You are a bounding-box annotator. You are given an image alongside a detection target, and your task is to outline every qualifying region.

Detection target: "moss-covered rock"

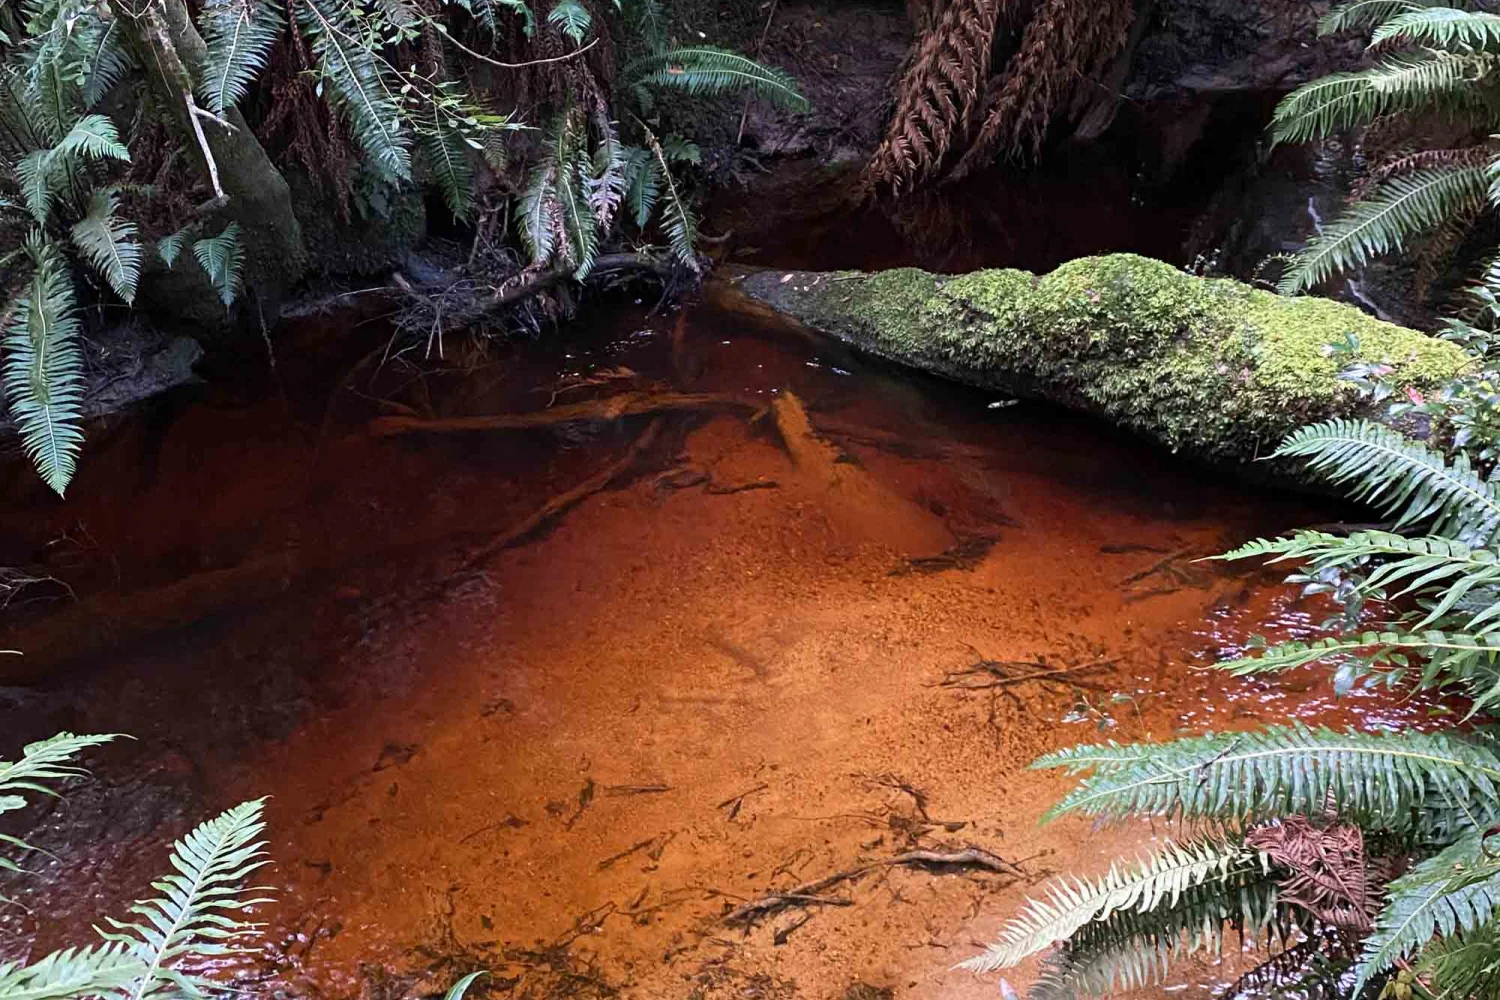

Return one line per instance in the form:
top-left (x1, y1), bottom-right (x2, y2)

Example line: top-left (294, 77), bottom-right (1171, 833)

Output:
top-left (731, 254), bottom-right (1467, 462)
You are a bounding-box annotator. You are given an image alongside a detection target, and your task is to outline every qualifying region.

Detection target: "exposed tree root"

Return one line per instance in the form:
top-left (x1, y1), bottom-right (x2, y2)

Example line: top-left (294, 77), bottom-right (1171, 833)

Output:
top-left (724, 846), bottom-right (1025, 925)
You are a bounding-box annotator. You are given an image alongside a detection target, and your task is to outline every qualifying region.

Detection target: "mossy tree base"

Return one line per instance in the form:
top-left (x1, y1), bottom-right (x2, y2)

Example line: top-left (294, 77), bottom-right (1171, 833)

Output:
top-left (730, 254), bottom-right (1466, 463)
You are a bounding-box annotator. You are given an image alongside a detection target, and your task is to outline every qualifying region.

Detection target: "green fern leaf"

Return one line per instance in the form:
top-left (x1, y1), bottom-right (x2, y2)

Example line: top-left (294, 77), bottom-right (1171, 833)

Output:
top-left (621, 144), bottom-right (659, 229)
top-left (958, 838), bottom-right (1269, 974)
top-left (420, 116), bottom-right (474, 220)
top-left (1037, 724), bottom-right (1500, 832)
top-left (198, 0), bottom-right (285, 116)
top-left (516, 158), bottom-right (560, 265)
top-left (191, 222), bottom-right (244, 308)
top-left (444, 971), bottom-right (487, 999)
top-left (79, 18), bottom-right (133, 107)
top-left (15, 149), bottom-right (58, 224)
top-left (643, 125), bottom-right (699, 272)
top-left (546, 0), bottom-right (591, 43)
top-left (1320, 0), bottom-right (1433, 35)
top-left (1279, 164), bottom-right (1489, 292)
top-left (294, 0), bottom-right (412, 183)
top-left (1273, 420), bottom-right (1500, 545)
top-left (1354, 835), bottom-right (1500, 990)
top-left (1371, 7), bottom-right (1500, 51)
top-left (0, 944), bottom-right (145, 1000)
top-left (97, 798), bottom-right (272, 1000)
top-left (156, 227), bottom-right (191, 268)
top-left (3, 236), bottom-right (84, 497)
top-left (587, 123), bottom-right (628, 232)
top-left (1413, 921), bottom-right (1500, 1000)
top-left (69, 189), bottom-right (142, 304)
top-left (51, 113), bottom-right (130, 164)
top-left (558, 143), bottom-right (598, 277)
top-left (627, 46), bottom-right (809, 111)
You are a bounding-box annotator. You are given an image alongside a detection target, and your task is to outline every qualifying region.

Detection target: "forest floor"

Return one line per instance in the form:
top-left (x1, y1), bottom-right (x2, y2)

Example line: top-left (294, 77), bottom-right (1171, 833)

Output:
top-left (0, 296), bottom-right (1441, 999)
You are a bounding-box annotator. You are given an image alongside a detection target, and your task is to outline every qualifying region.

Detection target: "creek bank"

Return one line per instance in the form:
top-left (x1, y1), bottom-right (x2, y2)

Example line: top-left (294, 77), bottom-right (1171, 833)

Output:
top-left (717, 254), bottom-right (1466, 471)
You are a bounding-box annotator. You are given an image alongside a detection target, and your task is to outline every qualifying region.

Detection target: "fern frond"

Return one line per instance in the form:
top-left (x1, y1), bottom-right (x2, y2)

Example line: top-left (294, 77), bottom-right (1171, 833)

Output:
top-left (0, 944), bottom-right (144, 1000)
top-left (98, 798), bottom-right (272, 1000)
top-left (959, 838), bottom-right (1269, 973)
top-left (516, 156), bottom-right (560, 265)
top-left (1320, 0), bottom-right (1432, 35)
top-left (69, 189), bottom-right (141, 304)
top-left (556, 139), bottom-right (598, 278)
top-left (191, 222), bottom-right (244, 308)
top-left (1, 732), bottom-right (118, 801)
top-left (3, 235), bottom-right (84, 496)
top-left (1270, 52), bottom-right (1494, 146)
top-left (419, 116), bottom-right (474, 219)
top-left (444, 971), bottom-right (487, 999)
top-left (15, 148), bottom-right (59, 224)
top-left (1037, 724), bottom-right (1500, 831)
top-left (51, 112), bottom-right (130, 164)
top-left (1370, 7), bottom-right (1500, 51)
top-left (586, 121), bottom-right (628, 233)
top-left (627, 46), bottom-right (809, 111)
top-left (156, 228), bottom-right (190, 268)
top-left (79, 17), bottom-right (132, 107)
top-left (294, 0), bottom-right (411, 183)
top-left (1354, 835), bottom-right (1500, 990)
top-left (546, 0), bottom-right (590, 43)
top-left (621, 145), bottom-right (659, 229)
top-left (1279, 164), bottom-right (1489, 292)
top-left (1273, 420), bottom-right (1500, 546)
top-left (198, 0), bottom-right (285, 116)
top-left (1413, 921), bottom-right (1500, 1000)
top-left (642, 125), bottom-right (698, 272)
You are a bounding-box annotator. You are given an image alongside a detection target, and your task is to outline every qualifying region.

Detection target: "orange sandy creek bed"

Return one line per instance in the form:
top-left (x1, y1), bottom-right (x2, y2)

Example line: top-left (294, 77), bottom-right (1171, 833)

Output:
top-left (0, 295), bottom-right (1441, 1000)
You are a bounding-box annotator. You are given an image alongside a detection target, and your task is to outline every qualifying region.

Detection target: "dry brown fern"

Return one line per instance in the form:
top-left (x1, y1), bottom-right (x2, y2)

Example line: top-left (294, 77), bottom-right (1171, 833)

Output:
top-left (1247, 817), bottom-right (1375, 934)
top-left (864, 0), bottom-right (1004, 195)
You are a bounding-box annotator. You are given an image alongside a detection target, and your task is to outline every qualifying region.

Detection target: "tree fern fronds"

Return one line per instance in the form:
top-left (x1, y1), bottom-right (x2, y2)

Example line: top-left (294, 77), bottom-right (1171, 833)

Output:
top-left (294, 0), bottom-right (411, 183)
top-left (155, 228), bottom-right (190, 268)
top-left (1274, 420), bottom-right (1500, 546)
top-left (1320, 0), bottom-right (1433, 36)
top-left (419, 116), bottom-right (474, 219)
top-left (1353, 835), bottom-right (1500, 989)
top-left (79, 17), bottom-right (132, 107)
top-left (1036, 724), bottom-right (1500, 831)
top-left (642, 125), bottom-right (698, 273)
top-left (1279, 164), bottom-right (1488, 293)
top-left (3, 235), bottom-right (84, 496)
top-left (1370, 7), bottom-right (1500, 51)
top-left (191, 222), bottom-right (244, 308)
top-left (546, 0), bottom-right (590, 43)
top-left (959, 838), bottom-right (1268, 974)
top-left (197, 0), bottom-right (285, 116)
top-left (621, 144), bottom-right (659, 229)
top-left (97, 798), bottom-right (272, 1000)
top-left (1270, 53), bottom-right (1493, 147)
top-left (628, 46), bottom-right (809, 111)
top-left (0, 943), bottom-right (145, 1000)
top-left (69, 189), bottom-right (141, 304)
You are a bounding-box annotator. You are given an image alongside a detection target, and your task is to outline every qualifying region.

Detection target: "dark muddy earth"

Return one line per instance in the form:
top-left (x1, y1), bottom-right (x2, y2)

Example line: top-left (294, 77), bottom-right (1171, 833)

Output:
top-left (0, 289), bottom-right (1450, 1000)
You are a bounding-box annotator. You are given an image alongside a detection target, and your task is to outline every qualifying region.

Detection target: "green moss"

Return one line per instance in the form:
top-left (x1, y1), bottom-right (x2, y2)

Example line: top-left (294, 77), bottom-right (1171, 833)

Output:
top-left (758, 253), bottom-right (1469, 460)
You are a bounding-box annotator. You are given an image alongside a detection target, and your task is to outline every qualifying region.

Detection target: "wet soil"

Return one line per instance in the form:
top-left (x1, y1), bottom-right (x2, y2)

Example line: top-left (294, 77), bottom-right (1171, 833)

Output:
top-left (0, 298), bottom-right (1441, 999)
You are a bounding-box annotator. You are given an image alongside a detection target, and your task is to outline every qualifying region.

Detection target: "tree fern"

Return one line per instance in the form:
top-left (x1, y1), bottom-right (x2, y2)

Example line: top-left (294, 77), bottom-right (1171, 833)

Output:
top-left (1272, 420), bottom-right (1500, 546)
top-left (293, 0), bottom-right (411, 183)
top-left (627, 46), bottom-right (809, 111)
top-left (1353, 834), bottom-right (1500, 990)
top-left (197, 0), bottom-right (285, 116)
top-left (959, 837), bottom-right (1270, 973)
top-left (69, 189), bottom-right (141, 304)
top-left (96, 798), bottom-right (271, 1000)
top-left (1037, 724), bottom-right (1500, 832)
top-left (191, 222), bottom-right (244, 308)
top-left (3, 236), bottom-right (84, 497)
top-left (1278, 163), bottom-right (1490, 293)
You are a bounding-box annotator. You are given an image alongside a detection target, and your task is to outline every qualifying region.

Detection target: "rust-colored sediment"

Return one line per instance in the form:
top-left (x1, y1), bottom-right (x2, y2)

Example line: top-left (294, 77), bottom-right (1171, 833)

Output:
top-left (0, 302), bottom-right (1435, 999)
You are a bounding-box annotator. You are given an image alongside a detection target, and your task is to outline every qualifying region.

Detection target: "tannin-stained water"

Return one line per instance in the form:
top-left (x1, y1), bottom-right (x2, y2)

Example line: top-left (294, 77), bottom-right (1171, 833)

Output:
top-left (0, 295), bottom-right (1443, 999)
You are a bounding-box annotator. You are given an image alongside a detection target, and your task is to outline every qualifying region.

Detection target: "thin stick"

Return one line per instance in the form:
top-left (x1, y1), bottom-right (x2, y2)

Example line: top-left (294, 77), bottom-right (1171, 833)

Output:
top-left (369, 392), bottom-right (758, 437)
top-left (438, 30), bottom-right (598, 70)
top-left (183, 92), bottom-right (226, 203)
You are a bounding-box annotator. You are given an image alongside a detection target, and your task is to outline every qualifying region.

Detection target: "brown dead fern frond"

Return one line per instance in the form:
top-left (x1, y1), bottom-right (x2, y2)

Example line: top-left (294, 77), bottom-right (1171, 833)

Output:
top-left (864, 0), bottom-right (1003, 196)
top-left (1351, 144), bottom-right (1499, 201)
top-left (951, 0), bottom-right (1134, 178)
top-left (1247, 817), bottom-right (1375, 935)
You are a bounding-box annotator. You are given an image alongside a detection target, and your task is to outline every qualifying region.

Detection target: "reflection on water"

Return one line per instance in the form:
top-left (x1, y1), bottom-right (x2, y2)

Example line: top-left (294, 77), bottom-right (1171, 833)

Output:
top-left (0, 295), bottom-right (1437, 999)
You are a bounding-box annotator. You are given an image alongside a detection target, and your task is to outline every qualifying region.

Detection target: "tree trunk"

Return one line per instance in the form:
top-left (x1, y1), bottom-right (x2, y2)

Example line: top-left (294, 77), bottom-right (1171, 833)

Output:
top-left (114, 0), bottom-right (307, 324)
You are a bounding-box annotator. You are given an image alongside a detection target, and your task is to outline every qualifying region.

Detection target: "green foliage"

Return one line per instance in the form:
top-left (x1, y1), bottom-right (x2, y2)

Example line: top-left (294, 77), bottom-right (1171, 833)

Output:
top-left (192, 222), bottom-right (245, 309)
top-left (626, 46), bottom-right (810, 111)
top-left (0, 732), bottom-right (119, 880)
top-left (546, 0), bottom-right (590, 43)
top-left (68, 189), bottom-right (141, 304)
top-left (197, 0), bottom-right (285, 115)
top-left (1274, 4), bottom-right (1500, 293)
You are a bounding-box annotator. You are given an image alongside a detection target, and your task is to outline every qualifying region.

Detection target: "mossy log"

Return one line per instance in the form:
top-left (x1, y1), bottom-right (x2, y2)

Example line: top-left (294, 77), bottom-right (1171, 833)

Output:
top-left (720, 254), bottom-right (1467, 464)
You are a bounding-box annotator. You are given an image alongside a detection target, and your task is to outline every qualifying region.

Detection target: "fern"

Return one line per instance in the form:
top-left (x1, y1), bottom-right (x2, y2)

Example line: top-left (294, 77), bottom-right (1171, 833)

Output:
top-left (627, 46), bottom-right (809, 111)
top-left (78, 17), bottom-right (132, 107)
top-left (0, 732), bottom-right (119, 878)
top-left (51, 113), bottom-right (130, 164)
top-left (96, 798), bottom-right (271, 999)
top-left (69, 189), bottom-right (141, 304)
top-left (1354, 834), bottom-right (1500, 990)
top-left (546, 0), bottom-right (590, 43)
top-left (643, 124), bottom-right (698, 272)
top-left (960, 837), bottom-right (1270, 973)
top-left (198, 0), bottom-right (285, 116)
top-left (3, 236), bottom-right (84, 497)
top-left (1370, 7), bottom-right (1500, 51)
top-left (1037, 724), bottom-right (1500, 832)
top-left (621, 145), bottom-right (659, 229)
top-left (1279, 163), bottom-right (1490, 293)
top-left (294, 0), bottom-right (412, 183)
top-left (1413, 921), bottom-right (1500, 1000)
top-left (1272, 419), bottom-right (1500, 546)
top-left (420, 115), bottom-right (475, 220)
top-left (1321, 0), bottom-right (1442, 35)
top-left (155, 228), bottom-right (190, 268)
top-left (444, 972), bottom-right (487, 999)
top-left (0, 943), bottom-right (144, 1000)
top-left (192, 222), bottom-right (244, 308)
